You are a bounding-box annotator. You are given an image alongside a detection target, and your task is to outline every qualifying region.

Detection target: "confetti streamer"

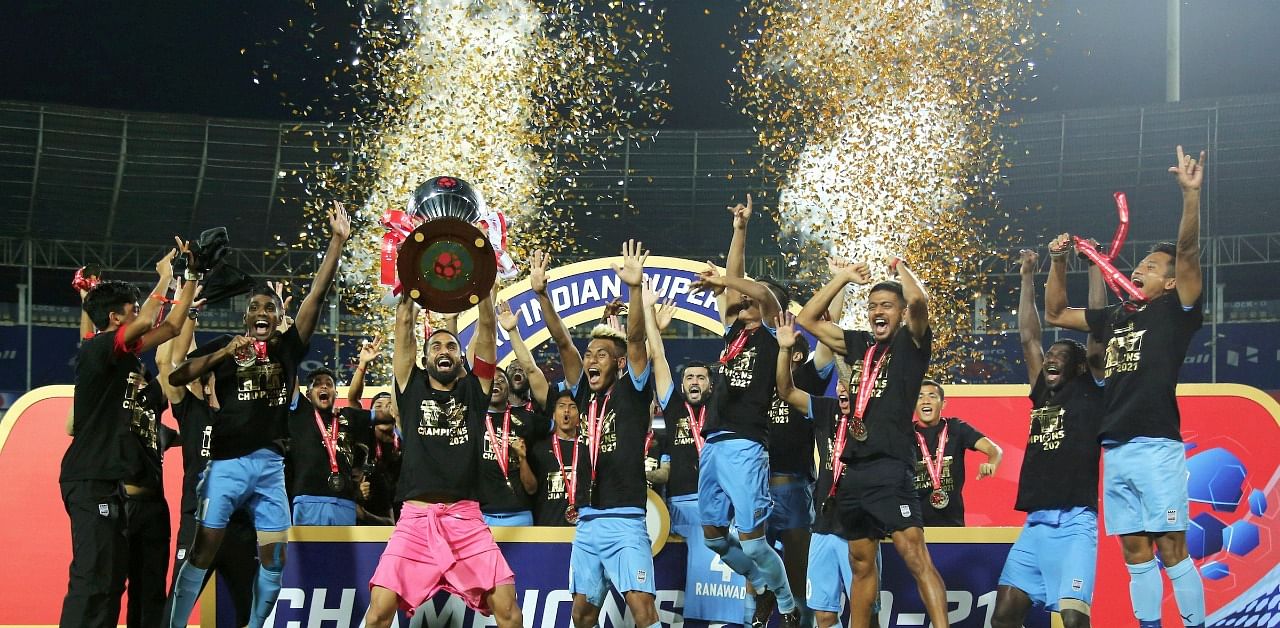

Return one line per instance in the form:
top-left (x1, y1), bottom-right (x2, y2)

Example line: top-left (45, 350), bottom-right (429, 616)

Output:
top-left (734, 0), bottom-right (1041, 379)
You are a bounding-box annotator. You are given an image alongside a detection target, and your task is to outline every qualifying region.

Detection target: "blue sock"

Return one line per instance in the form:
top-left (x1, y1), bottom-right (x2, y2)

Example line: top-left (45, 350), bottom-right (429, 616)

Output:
top-left (167, 562), bottom-right (208, 628)
top-left (741, 536), bottom-right (796, 614)
top-left (705, 535), bottom-right (764, 590)
top-left (248, 564), bottom-right (284, 628)
top-left (743, 587), bottom-right (756, 624)
top-left (1166, 557), bottom-right (1205, 626)
top-left (1126, 558), bottom-right (1163, 623)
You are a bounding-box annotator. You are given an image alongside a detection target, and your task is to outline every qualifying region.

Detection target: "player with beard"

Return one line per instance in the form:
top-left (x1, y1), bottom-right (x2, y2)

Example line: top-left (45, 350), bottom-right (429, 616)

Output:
top-left (362, 285), bottom-right (523, 628)
top-left (1045, 146), bottom-right (1208, 628)
top-left (166, 204), bottom-right (350, 628)
top-left (526, 389), bottom-right (587, 526)
top-left (61, 243), bottom-right (197, 628)
top-left (541, 240), bottom-right (661, 628)
top-left (287, 368), bottom-right (378, 525)
top-left (911, 380), bottom-right (1002, 526)
top-left (797, 257), bottom-right (950, 628)
top-left (689, 195), bottom-right (801, 628)
top-left (775, 314), bottom-right (879, 628)
top-left (478, 366), bottom-right (550, 526)
top-left (156, 312), bottom-right (259, 628)
top-left (992, 248), bottom-right (1107, 628)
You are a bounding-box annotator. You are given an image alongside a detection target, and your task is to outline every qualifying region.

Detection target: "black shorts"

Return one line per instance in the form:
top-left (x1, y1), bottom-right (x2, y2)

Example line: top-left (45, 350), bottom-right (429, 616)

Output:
top-left (836, 457), bottom-right (923, 540)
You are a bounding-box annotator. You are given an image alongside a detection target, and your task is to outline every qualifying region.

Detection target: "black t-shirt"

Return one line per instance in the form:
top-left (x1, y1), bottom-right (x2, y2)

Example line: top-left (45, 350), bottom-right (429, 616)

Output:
top-left (364, 436), bottom-right (402, 522)
top-left (1016, 373), bottom-right (1104, 512)
top-left (767, 394), bottom-right (816, 478)
top-left (809, 396), bottom-right (850, 537)
top-left (173, 395), bottom-right (214, 517)
top-left (287, 401), bottom-right (372, 500)
top-left (125, 378), bottom-right (170, 490)
top-left (478, 406), bottom-right (551, 514)
top-left (63, 330), bottom-right (147, 482)
top-left (1085, 294), bottom-right (1202, 442)
top-left (395, 367), bottom-right (491, 502)
top-left (528, 434), bottom-right (587, 526)
top-left (571, 365), bottom-right (654, 511)
top-left (912, 418), bottom-right (984, 526)
top-left (189, 327), bottom-right (309, 460)
top-left (840, 327), bottom-right (933, 465)
top-left (659, 385), bottom-right (706, 498)
top-left (704, 320), bottom-right (778, 445)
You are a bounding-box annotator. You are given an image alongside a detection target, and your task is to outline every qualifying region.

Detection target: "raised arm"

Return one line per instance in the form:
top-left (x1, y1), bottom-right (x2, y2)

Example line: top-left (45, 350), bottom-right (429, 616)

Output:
top-left (157, 314), bottom-right (199, 404)
top-left (293, 202), bottom-right (351, 343)
top-left (1044, 233), bottom-right (1090, 332)
top-left (393, 293), bottom-right (418, 392)
top-left (349, 335), bottom-right (384, 407)
top-left (691, 269), bottom-right (782, 324)
top-left (1170, 146), bottom-right (1206, 307)
top-left (1017, 249), bottom-right (1044, 384)
top-left (473, 293), bottom-right (497, 393)
top-left (720, 195), bottom-right (753, 323)
top-left (797, 259), bottom-right (873, 354)
top-left (1085, 262), bottom-right (1108, 380)
top-left (127, 240), bottom-right (198, 353)
top-left (641, 282), bottom-right (675, 399)
top-left (813, 262), bottom-right (849, 371)
top-left (498, 300), bottom-right (550, 408)
top-left (613, 239), bottom-right (650, 375)
top-left (774, 313), bottom-right (812, 412)
top-left (531, 250), bottom-right (582, 385)
top-left (894, 258), bottom-right (930, 343)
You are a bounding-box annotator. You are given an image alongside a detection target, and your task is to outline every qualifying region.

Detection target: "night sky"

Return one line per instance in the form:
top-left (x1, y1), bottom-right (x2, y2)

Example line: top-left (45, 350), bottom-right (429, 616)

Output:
top-left (4, 1), bottom-right (1280, 125)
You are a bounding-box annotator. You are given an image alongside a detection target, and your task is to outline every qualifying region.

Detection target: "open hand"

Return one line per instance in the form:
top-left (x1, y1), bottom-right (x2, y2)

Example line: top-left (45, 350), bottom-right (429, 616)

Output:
top-left (611, 239), bottom-right (648, 287)
top-left (529, 250), bottom-right (551, 295)
top-left (774, 312), bottom-right (799, 349)
top-left (691, 262), bottom-right (726, 295)
top-left (497, 300), bottom-right (519, 333)
top-left (329, 201), bottom-right (352, 242)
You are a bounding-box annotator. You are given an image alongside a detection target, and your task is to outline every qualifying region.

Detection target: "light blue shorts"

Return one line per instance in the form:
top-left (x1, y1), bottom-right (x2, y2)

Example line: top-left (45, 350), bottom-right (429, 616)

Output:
top-left (291, 495), bottom-right (356, 526)
top-left (698, 438), bottom-right (772, 533)
top-left (484, 511), bottom-right (534, 527)
top-left (197, 448), bottom-right (291, 532)
top-left (999, 508), bottom-right (1098, 611)
top-left (806, 532), bottom-right (854, 613)
top-left (569, 514), bottom-right (656, 606)
top-left (667, 494), bottom-right (701, 539)
top-left (1103, 439), bottom-right (1190, 535)
top-left (768, 477), bottom-right (815, 535)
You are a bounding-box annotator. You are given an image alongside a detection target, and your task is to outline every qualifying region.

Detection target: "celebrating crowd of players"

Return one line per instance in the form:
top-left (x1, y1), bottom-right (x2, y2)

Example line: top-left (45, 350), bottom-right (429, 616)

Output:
top-left (59, 146), bottom-right (1208, 628)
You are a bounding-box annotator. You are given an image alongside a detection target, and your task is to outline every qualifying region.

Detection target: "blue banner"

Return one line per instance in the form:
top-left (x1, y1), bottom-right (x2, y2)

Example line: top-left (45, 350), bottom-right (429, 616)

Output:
top-left (220, 532), bottom-right (1047, 628)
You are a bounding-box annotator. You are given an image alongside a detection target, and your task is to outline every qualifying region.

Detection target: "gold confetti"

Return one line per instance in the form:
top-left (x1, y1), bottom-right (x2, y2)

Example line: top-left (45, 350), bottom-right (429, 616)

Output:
top-left (279, 0), bottom-right (667, 380)
top-left (734, 0), bottom-right (1040, 380)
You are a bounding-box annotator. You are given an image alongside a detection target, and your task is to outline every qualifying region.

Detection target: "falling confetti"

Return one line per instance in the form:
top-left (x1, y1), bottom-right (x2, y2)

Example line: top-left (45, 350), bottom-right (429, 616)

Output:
top-left (734, 0), bottom-right (1040, 380)
top-left (276, 0), bottom-right (668, 379)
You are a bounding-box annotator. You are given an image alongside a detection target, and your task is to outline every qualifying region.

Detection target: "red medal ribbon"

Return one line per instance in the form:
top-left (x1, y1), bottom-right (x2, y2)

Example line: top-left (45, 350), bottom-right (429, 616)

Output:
top-left (374, 434), bottom-right (400, 464)
top-left (1071, 191), bottom-right (1146, 304)
top-left (853, 342), bottom-right (891, 420)
top-left (828, 413), bottom-right (849, 498)
top-left (587, 390), bottom-right (613, 489)
top-left (484, 408), bottom-right (513, 482)
top-left (644, 430), bottom-right (655, 456)
top-left (720, 327), bottom-right (756, 364)
top-left (313, 411), bottom-right (342, 475)
top-left (684, 402), bottom-right (707, 454)
top-left (552, 434), bottom-right (580, 507)
top-left (915, 421), bottom-right (950, 492)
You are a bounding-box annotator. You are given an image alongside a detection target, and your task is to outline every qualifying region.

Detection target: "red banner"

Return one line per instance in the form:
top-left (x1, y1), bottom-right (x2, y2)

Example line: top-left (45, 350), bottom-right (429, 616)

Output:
top-left (2, 384), bottom-right (1277, 626)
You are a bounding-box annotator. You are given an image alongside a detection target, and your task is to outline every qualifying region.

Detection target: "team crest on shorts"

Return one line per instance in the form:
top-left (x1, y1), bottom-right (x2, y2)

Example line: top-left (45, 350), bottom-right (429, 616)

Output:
top-left (177, 549), bottom-right (187, 560)
top-left (98, 503), bottom-right (109, 517)
top-left (1166, 509), bottom-right (1178, 524)
top-left (636, 569), bottom-right (648, 583)
top-left (900, 504), bottom-right (912, 518)
top-left (1071, 578), bottom-right (1083, 591)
